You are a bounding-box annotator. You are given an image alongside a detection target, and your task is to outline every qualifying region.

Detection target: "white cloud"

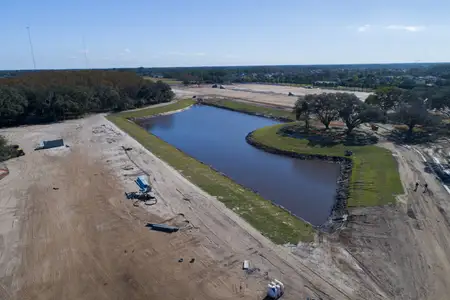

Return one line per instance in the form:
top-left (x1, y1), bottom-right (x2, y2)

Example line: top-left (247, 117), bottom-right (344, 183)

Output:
top-left (357, 24), bottom-right (371, 32)
top-left (386, 25), bottom-right (425, 32)
top-left (119, 48), bottom-right (132, 56)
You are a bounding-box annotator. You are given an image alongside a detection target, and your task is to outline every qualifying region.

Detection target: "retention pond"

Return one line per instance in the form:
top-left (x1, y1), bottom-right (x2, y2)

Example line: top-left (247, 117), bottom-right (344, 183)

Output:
top-left (141, 105), bottom-right (340, 225)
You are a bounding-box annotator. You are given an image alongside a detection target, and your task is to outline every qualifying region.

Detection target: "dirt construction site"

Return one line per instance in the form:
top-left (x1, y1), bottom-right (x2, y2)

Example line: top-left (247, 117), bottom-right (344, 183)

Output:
top-left (172, 83), bottom-right (372, 108)
top-left (1, 98), bottom-right (450, 299)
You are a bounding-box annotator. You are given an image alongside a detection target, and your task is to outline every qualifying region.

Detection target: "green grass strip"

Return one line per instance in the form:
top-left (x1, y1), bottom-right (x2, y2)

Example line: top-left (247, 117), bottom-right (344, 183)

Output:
top-left (107, 100), bottom-right (314, 244)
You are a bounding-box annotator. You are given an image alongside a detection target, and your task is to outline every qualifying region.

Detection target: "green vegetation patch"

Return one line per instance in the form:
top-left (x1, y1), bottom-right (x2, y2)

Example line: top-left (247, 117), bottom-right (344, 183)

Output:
top-left (206, 99), bottom-right (296, 121)
top-left (250, 123), bottom-right (403, 207)
top-left (107, 100), bottom-right (314, 244)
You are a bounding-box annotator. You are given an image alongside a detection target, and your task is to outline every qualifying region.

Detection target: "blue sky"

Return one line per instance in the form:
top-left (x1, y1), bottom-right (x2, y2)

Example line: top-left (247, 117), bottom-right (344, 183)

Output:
top-left (1, 0), bottom-right (449, 70)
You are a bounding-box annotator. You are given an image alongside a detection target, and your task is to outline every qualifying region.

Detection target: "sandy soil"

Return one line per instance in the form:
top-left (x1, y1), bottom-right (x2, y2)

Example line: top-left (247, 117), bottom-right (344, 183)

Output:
top-left (0, 115), bottom-right (368, 300)
top-left (1, 105), bottom-right (450, 299)
top-left (173, 83), bottom-right (372, 108)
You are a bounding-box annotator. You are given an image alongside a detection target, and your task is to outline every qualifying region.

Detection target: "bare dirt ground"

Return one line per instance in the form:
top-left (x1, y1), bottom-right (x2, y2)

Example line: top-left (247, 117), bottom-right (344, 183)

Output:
top-left (1, 106), bottom-right (450, 299)
top-left (173, 83), bottom-right (372, 108)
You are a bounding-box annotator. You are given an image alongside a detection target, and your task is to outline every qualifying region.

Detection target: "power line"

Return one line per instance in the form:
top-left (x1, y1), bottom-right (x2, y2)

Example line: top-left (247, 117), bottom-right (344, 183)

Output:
top-left (26, 26), bottom-right (37, 70)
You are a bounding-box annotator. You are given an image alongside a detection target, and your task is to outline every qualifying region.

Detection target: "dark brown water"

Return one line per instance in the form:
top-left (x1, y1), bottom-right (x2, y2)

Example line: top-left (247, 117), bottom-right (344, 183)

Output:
top-left (141, 105), bottom-right (340, 225)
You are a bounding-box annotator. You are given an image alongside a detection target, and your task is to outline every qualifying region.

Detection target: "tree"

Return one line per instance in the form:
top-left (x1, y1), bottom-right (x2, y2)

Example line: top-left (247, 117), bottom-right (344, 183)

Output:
top-left (392, 91), bottom-right (437, 139)
top-left (426, 87), bottom-right (450, 112)
top-left (365, 87), bottom-right (403, 122)
top-left (0, 87), bottom-right (28, 126)
top-left (337, 93), bottom-right (382, 135)
top-left (0, 70), bottom-right (174, 127)
top-left (293, 96), bottom-right (311, 130)
top-left (0, 135), bottom-right (12, 162)
top-left (308, 93), bottom-right (340, 129)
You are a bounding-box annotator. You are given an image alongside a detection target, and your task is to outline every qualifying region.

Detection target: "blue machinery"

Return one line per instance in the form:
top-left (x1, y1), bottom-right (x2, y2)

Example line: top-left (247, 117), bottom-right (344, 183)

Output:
top-left (135, 175), bottom-right (150, 193)
top-left (125, 175), bottom-right (153, 201)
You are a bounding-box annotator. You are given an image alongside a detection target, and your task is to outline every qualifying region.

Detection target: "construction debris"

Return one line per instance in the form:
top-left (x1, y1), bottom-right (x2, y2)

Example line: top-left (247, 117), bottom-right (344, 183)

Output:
top-left (146, 223), bottom-right (179, 233)
top-left (35, 139), bottom-right (64, 150)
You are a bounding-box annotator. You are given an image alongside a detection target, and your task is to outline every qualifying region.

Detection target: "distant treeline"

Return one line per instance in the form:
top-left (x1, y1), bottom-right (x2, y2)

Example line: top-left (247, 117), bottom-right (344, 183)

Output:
top-left (0, 70), bottom-right (174, 127)
top-left (131, 64), bottom-right (450, 89)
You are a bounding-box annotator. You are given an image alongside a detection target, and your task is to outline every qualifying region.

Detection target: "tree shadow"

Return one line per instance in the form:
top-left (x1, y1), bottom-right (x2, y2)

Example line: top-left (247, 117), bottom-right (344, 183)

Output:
top-left (279, 125), bottom-right (378, 148)
top-left (386, 129), bottom-right (437, 145)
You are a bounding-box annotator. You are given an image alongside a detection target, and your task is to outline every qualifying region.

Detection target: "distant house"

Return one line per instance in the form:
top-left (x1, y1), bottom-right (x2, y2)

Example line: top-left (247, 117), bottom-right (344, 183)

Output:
top-left (314, 80), bottom-right (338, 86)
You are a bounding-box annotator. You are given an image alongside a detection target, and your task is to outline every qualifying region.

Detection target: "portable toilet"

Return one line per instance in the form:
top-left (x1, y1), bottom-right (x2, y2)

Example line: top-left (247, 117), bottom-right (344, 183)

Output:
top-left (267, 283), bottom-right (278, 299)
top-left (273, 279), bottom-right (284, 294)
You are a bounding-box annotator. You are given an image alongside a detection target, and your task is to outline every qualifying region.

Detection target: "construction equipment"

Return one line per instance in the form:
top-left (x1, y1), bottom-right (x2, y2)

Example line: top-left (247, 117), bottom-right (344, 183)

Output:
top-left (10, 145), bottom-right (25, 157)
top-left (124, 175), bottom-right (155, 201)
top-left (35, 139), bottom-right (64, 150)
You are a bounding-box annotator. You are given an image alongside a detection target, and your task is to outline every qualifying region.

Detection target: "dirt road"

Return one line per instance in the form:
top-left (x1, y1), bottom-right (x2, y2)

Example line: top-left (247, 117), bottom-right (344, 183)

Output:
top-left (1, 108), bottom-right (450, 299)
top-left (173, 83), bottom-right (371, 108)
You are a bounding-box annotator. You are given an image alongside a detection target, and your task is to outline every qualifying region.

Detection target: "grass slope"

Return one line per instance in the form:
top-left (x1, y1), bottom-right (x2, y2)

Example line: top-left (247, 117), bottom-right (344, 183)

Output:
top-left (207, 99), bottom-right (296, 120)
top-left (107, 100), bottom-right (314, 244)
top-left (251, 124), bottom-right (403, 207)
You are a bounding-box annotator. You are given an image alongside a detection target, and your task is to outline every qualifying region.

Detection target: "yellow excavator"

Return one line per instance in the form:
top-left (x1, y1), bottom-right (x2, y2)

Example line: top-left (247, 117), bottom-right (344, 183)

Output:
top-left (10, 145), bottom-right (25, 157)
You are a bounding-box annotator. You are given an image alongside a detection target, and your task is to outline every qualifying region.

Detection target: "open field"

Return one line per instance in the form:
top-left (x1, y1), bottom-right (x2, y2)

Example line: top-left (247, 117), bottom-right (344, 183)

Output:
top-left (173, 83), bottom-right (372, 108)
top-left (2, 99), bottom-right (450, 299)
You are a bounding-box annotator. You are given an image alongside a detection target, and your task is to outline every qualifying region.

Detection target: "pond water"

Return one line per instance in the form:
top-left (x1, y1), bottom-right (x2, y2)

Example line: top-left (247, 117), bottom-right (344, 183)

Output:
top-left (141, 105), bottom-right (340, 225)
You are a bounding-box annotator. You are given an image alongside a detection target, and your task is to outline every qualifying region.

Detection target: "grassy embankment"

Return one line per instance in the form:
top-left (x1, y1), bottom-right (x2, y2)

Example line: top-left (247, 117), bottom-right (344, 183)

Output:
top-left (107, 99), bottom-right (314, 244)
top-left (143, 77), bottom-right (182, 85)
top-left (250, 125), bottom-right (403, 207)
top-left (205, 99), bottom-right (296, 121)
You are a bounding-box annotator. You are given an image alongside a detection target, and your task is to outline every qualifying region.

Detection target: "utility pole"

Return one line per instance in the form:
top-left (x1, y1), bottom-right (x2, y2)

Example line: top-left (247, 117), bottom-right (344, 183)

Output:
top-left (26, 26), bottom-right (37, 70)
top-left (82, 36), bottom-right (89, 69)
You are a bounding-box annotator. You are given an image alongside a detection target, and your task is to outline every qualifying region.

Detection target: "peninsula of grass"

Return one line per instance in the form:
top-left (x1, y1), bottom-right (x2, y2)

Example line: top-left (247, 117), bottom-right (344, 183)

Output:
top-left (204, 99), bottom-right (296, 121)
top-left (249, 124), bottom-right (403, 207)
top-left (107, 100), bottom-right (314, 244)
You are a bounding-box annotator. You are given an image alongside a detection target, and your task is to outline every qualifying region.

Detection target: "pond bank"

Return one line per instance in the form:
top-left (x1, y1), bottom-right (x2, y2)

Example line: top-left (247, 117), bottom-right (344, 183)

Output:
top-left (246, 130), bottom-right (352, 231)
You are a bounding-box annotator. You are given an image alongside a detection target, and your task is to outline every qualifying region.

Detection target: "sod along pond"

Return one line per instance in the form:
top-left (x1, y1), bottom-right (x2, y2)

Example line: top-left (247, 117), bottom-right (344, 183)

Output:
top-left (108, 99), bottom-right (403, 244)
